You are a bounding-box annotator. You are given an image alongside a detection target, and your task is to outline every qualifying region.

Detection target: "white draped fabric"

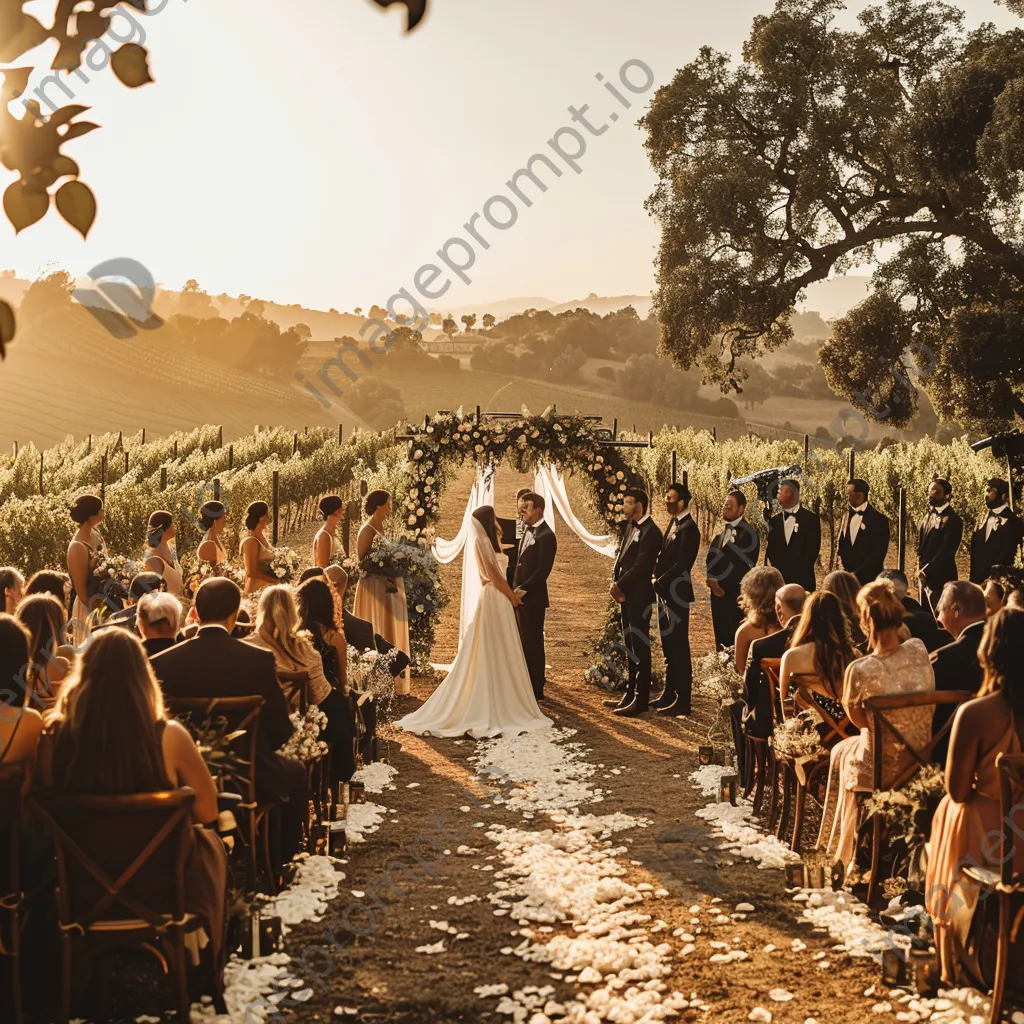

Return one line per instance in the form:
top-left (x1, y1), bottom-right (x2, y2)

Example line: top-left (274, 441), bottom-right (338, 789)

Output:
top-left (535, 464), bottom-right (617, 558)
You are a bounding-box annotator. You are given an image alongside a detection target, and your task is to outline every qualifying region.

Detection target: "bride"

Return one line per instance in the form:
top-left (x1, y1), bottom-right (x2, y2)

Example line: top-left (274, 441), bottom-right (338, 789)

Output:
top-left (398, 505), bottom-right (552, 739)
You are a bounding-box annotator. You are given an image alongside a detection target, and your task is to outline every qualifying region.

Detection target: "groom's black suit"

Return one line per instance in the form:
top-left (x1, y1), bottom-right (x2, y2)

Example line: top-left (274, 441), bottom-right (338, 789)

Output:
top-left (514, 519), bottom-right (556, 700)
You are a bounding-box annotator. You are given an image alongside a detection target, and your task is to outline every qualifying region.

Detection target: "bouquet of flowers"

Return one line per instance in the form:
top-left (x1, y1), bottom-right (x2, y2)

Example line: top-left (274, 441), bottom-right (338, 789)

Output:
top-left (359, 533), bottom-right (404, 593)
top-left (184, 561), bottom-right (242, 597)
top-left (582, 600), bottom-right (630, 692)
top-left (694, 648), bottom-right (744, 704)
top-left (269, 547), bottom-right (302, 583)
top-left (279, 705), bottom-right (329, 764)
top-left (348, 647), bottom-right (399, 702)
top-left (773, 709), bottom-right (825, 760)
top-left (92, 553), bottom-right (140, 589)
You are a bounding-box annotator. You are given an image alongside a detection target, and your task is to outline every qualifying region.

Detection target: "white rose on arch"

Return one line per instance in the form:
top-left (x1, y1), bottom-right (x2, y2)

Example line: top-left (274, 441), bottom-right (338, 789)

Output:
top-left (407, 515), bottom-right (417, 526)
top-left (413, 449), bottom-right (424, 460)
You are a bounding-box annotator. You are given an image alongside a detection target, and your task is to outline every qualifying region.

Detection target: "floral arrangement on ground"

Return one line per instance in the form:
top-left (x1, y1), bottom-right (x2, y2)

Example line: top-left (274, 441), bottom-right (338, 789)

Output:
top-left (694, 647), bottom-right (744, 743)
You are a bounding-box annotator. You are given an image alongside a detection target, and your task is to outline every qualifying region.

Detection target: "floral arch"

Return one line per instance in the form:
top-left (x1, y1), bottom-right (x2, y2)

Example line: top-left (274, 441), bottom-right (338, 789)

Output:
top-left (399, 408), bottom-right (647, 541)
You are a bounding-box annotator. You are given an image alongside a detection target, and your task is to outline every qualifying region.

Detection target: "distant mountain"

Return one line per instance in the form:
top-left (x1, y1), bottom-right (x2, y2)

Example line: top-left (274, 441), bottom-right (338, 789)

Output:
top-left (432, 296), bottom-right (558, 321)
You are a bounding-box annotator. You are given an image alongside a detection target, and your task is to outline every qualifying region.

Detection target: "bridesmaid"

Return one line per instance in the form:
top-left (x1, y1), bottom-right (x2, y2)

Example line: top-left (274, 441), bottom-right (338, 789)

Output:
top-left (354, 490), bottom-right (411, 694)
top-left (66, 494), bottom-right (107, 647)
top-left (313, 496), bottom-right (344, 568)
top-left (196, 500), bottom-right (228, 565)
top-left (240, 501), bottom-right (278, 594)
top-left (143, 510), bottom-right (183, 597)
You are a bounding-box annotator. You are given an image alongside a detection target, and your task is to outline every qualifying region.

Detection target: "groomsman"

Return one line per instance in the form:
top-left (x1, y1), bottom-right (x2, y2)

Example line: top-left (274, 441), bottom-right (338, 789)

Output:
top-left (916, 478), bottom-right (964, 614)
top-left (837, 478), bottom-right (890, 585)
top-left (653, 481), bottom-right (700, 716)
top-left (765, 478), bottom-right (821, 592)
top-left (706, 490), bottom-right (760, 650)
top-left (969, 477), bottom-right (1024, 584)
top-left (608, 488), bottom-right (663, 717)
top-left (513, 491), bottom-right (556, 701)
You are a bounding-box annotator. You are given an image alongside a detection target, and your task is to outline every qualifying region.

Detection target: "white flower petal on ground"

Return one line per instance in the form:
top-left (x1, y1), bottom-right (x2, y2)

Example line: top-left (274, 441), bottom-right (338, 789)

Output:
top-left (414, 940), bottom-right (446, 955)
top-left (769, 989), bottom-right (794, 1002)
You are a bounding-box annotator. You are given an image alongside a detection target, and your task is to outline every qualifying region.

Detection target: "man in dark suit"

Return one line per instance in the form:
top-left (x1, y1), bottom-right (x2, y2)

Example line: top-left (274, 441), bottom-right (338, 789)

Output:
top-left (877, 569), bottom-right (950, 652)
top-left (135, 590), bottom-right (182, 658)
top-left (766, 478), bottom-right (821, 592)
top-left (742, 584), bottom-right (806, 741)
top-left (151, 578), bottom-right (307, 871)
top-left (838, 478), bottom-right (890, 586)
top-left (916, 478), bottom-right (964, 615)
top-left (513, 491), bottom-right (557, 701)
top-left (930, 580), bottom-right (987, 761)
top-left (969, 477), bottom-right (1024, 585)
top-left (653, 481), bottom-right (700, 716)
top-left (706, 489), bottom-right (760, 650)
top-left (501, 488), bottom-right (533, 589)
top-left (96, 571), bottom-right (166, 635)
top-left (607, 488), bottom-right (663, 717)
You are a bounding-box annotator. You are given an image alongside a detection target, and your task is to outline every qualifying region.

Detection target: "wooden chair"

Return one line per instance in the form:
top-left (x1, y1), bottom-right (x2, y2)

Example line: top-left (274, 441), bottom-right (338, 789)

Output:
top-left (277, 670), bottom-right (331, 828)
top-left (164, 695), bottom-right (277, 895)
top-left (962, 753), bottom-right (1024, 1024)
top-left (744, 658), bottom-right (781, 818)
top-left (0, 764), bottom-right (25, 1024)
top-left (26, 786), bottom-right (220, 1023)
top-left (862, 689), bottom-right (975, 904)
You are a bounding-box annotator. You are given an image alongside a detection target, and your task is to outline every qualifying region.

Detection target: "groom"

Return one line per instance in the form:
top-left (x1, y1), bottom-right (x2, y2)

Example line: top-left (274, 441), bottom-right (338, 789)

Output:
top-left (513, 491), bottom-right (556, 700)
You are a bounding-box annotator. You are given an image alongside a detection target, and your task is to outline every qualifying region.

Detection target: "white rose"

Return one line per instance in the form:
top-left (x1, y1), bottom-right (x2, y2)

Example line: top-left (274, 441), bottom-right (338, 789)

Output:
top-left (417, 507), bottom-right (425, 515)
top-left (474, 444), bottom-right (483, 453)
top-left (407, 515), bottom-right (417, 525)
top-left (413, 449), bottom-right (424, 460)
top-left (616, 471), bottom-right (624, 480)
top-left (426, 476), bottom-right (435, 484)
top-left (415, 603), bottom-right (425, 613)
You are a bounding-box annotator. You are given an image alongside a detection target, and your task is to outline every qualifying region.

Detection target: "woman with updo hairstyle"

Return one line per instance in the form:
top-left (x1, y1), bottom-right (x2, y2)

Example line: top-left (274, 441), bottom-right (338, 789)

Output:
top-left (240, 500), bottom-right (277, 594)
top-left (313, 495), bottom-right (344, 569)
top-left (0, 567), bottom-right (24, 615)
top-left (197, 499), bottom-right (228, 565)
top-left (66, 493), bottom-right (106, 646)
top-left (816, 580), bottom-right (935, 874)
top-left (733, 565), bottom-right (784, 673)
top-left (353, 490), bottom-right (411, 693)
top-left (143, 510), bottom-right (183, 597)
top-left (925, 607), bottom-right (1024, 986)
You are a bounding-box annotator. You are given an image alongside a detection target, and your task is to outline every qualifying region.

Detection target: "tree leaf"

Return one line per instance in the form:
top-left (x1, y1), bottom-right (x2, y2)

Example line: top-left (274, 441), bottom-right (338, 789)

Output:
top-left (60, 121), bottom-right (101, 142)
top-left (47, 105), bottom-right (91, 129)
top-left (0, 300), bottom-right (15, 358)
top-left (111, 44), bottom-right (153, 88)
top-left (52, 156), bottom-right (80, 179)
top-left (3, 181), bottom-right (50, 233)
top-left (0, 68), bottom-right (33, 105)
top-left (0, 14), bottom-right (48, 64)
top-left (55, 180), bottom-right (96, 238)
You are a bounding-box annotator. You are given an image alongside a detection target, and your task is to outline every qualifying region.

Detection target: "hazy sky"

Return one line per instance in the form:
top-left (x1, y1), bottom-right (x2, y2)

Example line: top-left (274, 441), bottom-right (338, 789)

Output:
top-left (2, 0), bottom-right (1018, 312)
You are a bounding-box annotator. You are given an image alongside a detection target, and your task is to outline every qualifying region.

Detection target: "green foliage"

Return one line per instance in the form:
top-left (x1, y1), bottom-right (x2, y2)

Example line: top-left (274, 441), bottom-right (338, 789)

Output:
top-left (346, 378), bottom-right (407, 430)
top-left (616, 353), bottom-right (741, 418)
top-left (641, 0), bottom-right (1024, 427)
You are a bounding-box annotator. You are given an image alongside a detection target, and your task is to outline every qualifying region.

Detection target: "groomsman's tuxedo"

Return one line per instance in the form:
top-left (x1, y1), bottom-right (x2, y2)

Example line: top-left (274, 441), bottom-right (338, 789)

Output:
top-left (513, 518), bottom-right (556, 700)
top-left (706, 517), bottom-right (760, 650)
top-left (917, 503), bottom-right (963, 611)
top-left (969, 504), bottom-right (1024, 584)
top-left (766, 504), bottom-right (821, 592)
top-left (837, 501), bottom-right (890, 586)
top-left (654, 509), bottom-right (700, 714)
top-left (612, 514), bottom-right (663, 713)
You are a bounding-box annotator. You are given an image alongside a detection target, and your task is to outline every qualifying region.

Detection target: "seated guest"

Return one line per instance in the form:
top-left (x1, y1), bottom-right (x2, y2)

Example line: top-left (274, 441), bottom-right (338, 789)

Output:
top-left (817, 581), bottom-right (935, 874)
top-left (0, 615), bottom-right (44, 778)
top-left (295, 578), bottom-right (349, 692)
top-left (877, 568), bottom-right (949, 652)
top-left (150, 578), bottom-right (306, 874)
top-left (734, 566), bottom-right (785, 674)
top-left (930, 581), bottom-right (987, 761)
top-left (249, 585), bottom-right (354, 783)
top-left (17, 594), bottom-right (73, 705)
top-left (980, 566), bottom-right (1024, 617)
top-left (821, 569), bottom-right (867, 648)
top-left (97, 571), bottom-right (167, 634)
top-left (1008, 588), bottom-right (1024, 611)
top-left (742, 583), bottom-right (806, 741)
top-left (925, 607), bottom-right (1024, 987)
top-left (779, 591), bottom-right (858, 722)
top-left (231, 608), bottom-right (254, 639)
top-left (0, 568), bottom-right (23, 616)
top-left (25, 569), bottom-right (71, 611)
top-left (136, 592), bottom-right (183, 658)
top-left (41, 629), bottom-right (227, 962)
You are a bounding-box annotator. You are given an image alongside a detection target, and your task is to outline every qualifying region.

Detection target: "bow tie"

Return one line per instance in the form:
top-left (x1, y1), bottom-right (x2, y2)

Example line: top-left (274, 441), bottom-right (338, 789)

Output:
top-left (783, 511), bottom-right (798, 520)
top-left (525, 524), bottom-right (535, 532)
top-left (849, 506), bottom-right (864, 517)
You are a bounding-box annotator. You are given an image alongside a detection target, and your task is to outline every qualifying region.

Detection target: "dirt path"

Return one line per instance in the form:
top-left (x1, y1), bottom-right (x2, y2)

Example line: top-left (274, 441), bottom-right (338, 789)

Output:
top-left (279, 463), bottom-right (896, 1024)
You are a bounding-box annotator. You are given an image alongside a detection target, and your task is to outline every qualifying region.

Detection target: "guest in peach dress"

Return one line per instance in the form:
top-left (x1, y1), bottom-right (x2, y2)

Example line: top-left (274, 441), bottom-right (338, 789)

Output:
top-left (925, 607), bottom-right (1024, 985)
top-left (353, 491), bottom-right (411, 695)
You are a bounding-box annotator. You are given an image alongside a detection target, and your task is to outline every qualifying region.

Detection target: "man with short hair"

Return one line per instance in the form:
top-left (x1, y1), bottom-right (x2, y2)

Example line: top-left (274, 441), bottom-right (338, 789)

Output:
top-left (916, 478), bottom-right (964, 614)
top-left (706, 489), bottom-right (761, 650)
top-left (653, 481), bottom-right (699, 716)
top-left (766, 478), bottom-right (821, 592)
top-left (838, 478), bottom-right (890, 586)
top-left (151, 577), bottom-right (306, 872)
top-left (501, 487), bottom-right (534, 587)
top-left (514, 491), bottom-right (557, 701)
top-left (742, 583), bottom-right (806, 742)
top-left (876, 568), bottom-right (948, 652)
top-left (608, 488), bottom-right (663, 717)
top-left (136, 591), bottom-right (182, 658)
top-left (969, 477), bottom-right (1024, 584)
top-left (930, 580), bottom-right (987, 760)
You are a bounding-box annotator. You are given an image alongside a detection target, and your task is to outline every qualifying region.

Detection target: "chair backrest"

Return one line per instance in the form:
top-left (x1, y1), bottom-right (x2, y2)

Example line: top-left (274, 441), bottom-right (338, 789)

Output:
top-left (27, 787), bottom-right (195, 932)
top-left (0, 764), bottom-right (24, 950)
top-left (792, 682), bottom-right (856, 748)
top-left (864, 690), bottom-right (975, 790)
top-left (277, 670), bottom-right (310, 714)
top-left (164, 695), bottom-right (265, 804)
top-left (995, 753), bottom-right (1024, 887)
top-left (760, 658), bottom-right (783, 730)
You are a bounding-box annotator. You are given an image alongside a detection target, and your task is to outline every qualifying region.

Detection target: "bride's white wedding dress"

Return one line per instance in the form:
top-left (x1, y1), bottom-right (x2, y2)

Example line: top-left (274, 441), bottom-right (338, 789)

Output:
top-left (398, 520), bottom-right (552, 739)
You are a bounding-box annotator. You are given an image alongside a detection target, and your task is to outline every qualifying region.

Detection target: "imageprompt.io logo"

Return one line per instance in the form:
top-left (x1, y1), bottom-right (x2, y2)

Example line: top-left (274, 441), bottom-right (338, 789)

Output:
top-left (72, 257), bottom-right (164, 339)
